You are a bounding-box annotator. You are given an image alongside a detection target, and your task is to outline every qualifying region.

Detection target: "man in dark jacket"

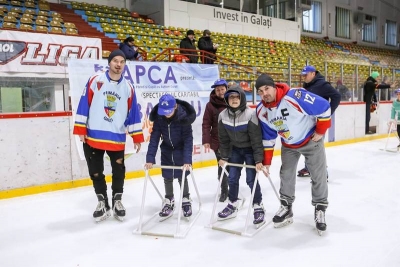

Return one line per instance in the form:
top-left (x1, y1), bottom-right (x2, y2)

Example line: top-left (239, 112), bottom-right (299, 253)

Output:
top-left (198, 29), bottom-right (218, 64)
top-left (119, 37), bottom-right (141, 61)
top-left (179, 30), bottom-right (198, 63)
top-left (364, 71), bottom-right (396, 134)
top-left (297, 66), bottom-right (341, 178)
top-left (144, 94), bottom-right (196, 221)
top-left (202, 79), bottom-right (228, 202)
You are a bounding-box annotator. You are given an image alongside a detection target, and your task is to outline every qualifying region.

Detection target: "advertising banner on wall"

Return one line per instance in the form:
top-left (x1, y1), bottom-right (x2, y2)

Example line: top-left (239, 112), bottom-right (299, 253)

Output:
top-left (0, 31), bottom-right (101, 74)
top-left (68, 59), bottom-right (219, 160)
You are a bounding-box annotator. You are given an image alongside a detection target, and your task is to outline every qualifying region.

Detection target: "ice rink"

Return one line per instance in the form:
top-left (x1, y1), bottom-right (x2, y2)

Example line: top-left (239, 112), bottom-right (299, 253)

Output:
top-left (1, 138), bottom-right (400, 267)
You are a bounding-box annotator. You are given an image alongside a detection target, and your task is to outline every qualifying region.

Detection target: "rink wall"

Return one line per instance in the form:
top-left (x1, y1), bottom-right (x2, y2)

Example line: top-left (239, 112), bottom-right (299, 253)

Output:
top-left (0, 102), bottom-right (393, 199)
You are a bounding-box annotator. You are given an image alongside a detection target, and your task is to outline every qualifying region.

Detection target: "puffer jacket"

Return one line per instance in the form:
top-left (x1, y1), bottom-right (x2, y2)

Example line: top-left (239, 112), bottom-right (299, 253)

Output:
top-left (218, 85), bottom-right (263, 163)
top-left (363, 76), bottom-right (390, 103)
top-left (146, 99), bottom-right (196, 179)
top-left (202, 89), bottom-right (227, 151)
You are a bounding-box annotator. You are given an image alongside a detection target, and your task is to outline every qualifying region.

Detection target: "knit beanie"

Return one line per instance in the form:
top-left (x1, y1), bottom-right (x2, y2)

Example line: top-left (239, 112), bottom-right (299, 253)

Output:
top-left (255, 74), bottom-right (275, 90)
top-left (108, 49), bottom-right (126, 63)
top-left (371, 71), bottom-right (379, 79)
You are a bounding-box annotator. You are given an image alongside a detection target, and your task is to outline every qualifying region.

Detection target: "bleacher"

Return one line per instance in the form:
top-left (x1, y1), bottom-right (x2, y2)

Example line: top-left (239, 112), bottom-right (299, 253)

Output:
top-left (2, 0), bottom-right (400, 90)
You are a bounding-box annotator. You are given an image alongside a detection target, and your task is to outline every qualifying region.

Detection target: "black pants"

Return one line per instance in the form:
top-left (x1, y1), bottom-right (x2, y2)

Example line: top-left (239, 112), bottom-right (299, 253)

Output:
top-left (83, 143), bottom-right (125, 199)
top-left (365, 102), bottom-right (371, 133)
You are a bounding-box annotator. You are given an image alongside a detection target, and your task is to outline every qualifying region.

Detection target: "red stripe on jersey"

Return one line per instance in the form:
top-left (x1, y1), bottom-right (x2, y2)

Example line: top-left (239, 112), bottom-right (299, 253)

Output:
top-left (286, 99), bottom-right (303, 113)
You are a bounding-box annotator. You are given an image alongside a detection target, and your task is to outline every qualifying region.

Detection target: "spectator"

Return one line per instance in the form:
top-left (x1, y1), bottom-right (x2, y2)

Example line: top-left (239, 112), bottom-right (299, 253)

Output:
top-left (179, 29), bottom-right (198, 63)
top-left (73, 49), bottom-right (144, 222)
top-left (198, 29), bottom-right (218, 64)
top-left (119, 37), bottom-right (142, 61)
top-left (337, 80), bottom-right (351, 101)
top-left (363, 71), bottom-right (396, 134)
top-left (202, 79), bottom-right (229, 202)
top-left (296, 65), bottom-right (340, 178)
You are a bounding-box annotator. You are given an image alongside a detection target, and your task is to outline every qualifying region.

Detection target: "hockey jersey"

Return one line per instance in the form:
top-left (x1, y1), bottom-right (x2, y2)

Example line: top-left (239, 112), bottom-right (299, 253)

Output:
top-left (73, 71), bottom-right (144, 151)
top-left (256, 83), bottom-right (331, 165)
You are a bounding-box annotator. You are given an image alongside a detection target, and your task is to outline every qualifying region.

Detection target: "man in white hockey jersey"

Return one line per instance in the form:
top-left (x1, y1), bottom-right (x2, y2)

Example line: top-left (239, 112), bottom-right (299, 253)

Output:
top-left (255, 74), bottom-right (331, 235)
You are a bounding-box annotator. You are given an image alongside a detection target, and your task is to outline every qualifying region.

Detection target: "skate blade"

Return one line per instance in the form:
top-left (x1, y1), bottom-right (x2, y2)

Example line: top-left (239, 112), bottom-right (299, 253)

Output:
top-left (316, 229), bottom-right (325, 236)
top-left (182, 215), bottom-right (191, 222)
top-left (254, 220), bottom-right (266, 229)
top-left (95, 212), bottom-right (111, 223)
top-left (297, 174), bottom-right (311, 177)
top-left (159, 213), bottom-right (174, 222)
top-left (114, 214), bottom-right (125, 222)
top-left (217, 213), bottom-right (238, 221)
top-left (273, 217), bottom-right (293, 228)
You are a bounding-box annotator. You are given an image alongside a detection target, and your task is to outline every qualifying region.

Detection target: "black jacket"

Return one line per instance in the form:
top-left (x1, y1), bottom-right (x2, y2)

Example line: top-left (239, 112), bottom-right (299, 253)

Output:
top-left (179, 37), bottom-right (198, 63)
top-left (198, 36), bottom-right (217, 64)
top-left (303, 71), bottom-right (341, 114)
top-left (363, 76), bottom-right (390, 103)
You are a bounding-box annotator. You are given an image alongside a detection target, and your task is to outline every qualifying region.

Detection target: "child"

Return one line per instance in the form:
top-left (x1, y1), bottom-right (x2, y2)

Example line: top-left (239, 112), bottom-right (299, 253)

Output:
top-left (144, 94), bottom-right (196, 220)
top-left (217, 85), bottom-right (265, 228)
top-left (390, 88), bottom-right (400, 147)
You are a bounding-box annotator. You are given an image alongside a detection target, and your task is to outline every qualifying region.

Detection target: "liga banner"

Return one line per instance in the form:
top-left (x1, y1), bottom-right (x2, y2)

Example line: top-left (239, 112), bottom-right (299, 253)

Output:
top-left (0, 31), bottom-right (101, 74)
top-left (68, 59), bottom-right (219, 159)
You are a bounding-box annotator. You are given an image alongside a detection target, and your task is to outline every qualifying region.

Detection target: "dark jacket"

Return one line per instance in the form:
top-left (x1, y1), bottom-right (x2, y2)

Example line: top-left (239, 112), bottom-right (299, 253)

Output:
top-left (202, 89), bottom-right (227, 151)
top-left (363, 76), bottom-right (391, 103)
top-left (198, 36), bottom-right (217, 64)
top-left (303, 71), bottom-right (341, 114)
top-left (119, 42), bottom-right (139, 60)
top-left (218, 86), bottom-right (263, 163)
top-left (146, 99), bottom-right (196, 179)
top-left (179, 37), bottom-right (198, 63)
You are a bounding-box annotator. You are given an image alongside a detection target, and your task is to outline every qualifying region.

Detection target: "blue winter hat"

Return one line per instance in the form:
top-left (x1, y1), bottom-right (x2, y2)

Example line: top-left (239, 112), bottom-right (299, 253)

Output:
top-left (158, 94), bottom-right (176, 116)
top-left (211, 79), bottom-right (228, 88)
top-left (395, 88), bottom-right (400, 94)
top-left (301, 65), bottom-right (316, 75)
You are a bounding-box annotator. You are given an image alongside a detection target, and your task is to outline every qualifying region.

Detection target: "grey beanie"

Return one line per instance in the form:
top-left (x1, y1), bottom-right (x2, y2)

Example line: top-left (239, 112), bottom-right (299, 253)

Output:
top-left (255, 74), bottom-right (275, 90)
top-left (108, 49), bottom-right (126, 63)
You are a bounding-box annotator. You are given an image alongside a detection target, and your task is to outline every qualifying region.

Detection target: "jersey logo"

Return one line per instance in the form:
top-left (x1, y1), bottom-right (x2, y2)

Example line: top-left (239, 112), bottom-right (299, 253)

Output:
top-left (294, 89), bottom-right (302, 99)
top-left (104, 94), bottom-right (117, 118)
top-left (273, 120), bottom-right (292, 140)
top-left (97, 82), bottom-right (104, 91)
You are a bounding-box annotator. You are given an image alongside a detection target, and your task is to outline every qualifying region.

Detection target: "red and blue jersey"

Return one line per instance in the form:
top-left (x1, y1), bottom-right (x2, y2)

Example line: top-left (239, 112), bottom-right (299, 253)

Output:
top-left (73, 71), bottom-right (144, 151)
top-left (256, 83), bottom-right (331, 165)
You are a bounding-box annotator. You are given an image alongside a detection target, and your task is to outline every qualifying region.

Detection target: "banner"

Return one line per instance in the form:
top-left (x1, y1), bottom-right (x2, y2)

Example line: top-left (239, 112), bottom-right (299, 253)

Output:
top-left (0, 31), bottom-right (101, 74)
top-left (68, 59), bottom-right (219, 159)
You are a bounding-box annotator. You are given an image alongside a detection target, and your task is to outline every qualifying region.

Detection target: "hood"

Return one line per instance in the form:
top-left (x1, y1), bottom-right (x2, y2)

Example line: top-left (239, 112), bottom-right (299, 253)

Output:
top-left (224, 85), bottom-right (247, 113)
top-left (261, 83), bottom-right (290, 108)
top-left (149, 99), bottom-right (196, 125)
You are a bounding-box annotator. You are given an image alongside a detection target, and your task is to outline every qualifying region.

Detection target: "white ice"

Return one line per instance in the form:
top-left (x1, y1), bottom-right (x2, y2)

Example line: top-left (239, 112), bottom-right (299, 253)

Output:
top-left (1, 138), bottom-right (400, 267)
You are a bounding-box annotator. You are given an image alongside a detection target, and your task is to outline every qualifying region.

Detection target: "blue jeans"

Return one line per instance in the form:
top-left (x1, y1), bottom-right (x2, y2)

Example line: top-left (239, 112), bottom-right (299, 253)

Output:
top-left (228, 146), bottom-right (262, 205)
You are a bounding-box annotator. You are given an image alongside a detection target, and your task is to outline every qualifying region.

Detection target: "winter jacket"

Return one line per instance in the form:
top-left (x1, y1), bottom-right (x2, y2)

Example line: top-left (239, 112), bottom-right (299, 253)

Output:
top-left (119, 42), bottom-right (139, 60)
top-left (202, 90), bottom-right (227, 151)
top-left (218, 86), bottom-right (263, 163)
top-left (146, 99), bottom-right (196, 179)
top-left (363, 76), bottom-right (390, 103)
top-left (303, 71), bottom-right (341, 114)
top-left (179, 37), bottom-right (199, 63)
top-left (391, 99), bottom-right (400, 121)
top-left (198, 36), bottom-right (217, 64)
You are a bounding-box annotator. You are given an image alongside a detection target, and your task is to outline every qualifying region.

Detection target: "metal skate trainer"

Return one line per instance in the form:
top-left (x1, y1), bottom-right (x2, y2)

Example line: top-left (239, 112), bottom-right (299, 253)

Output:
top-left (206, 163), bottom-right (280, 237)
top-left (133, 165), bottom-right (202, 238)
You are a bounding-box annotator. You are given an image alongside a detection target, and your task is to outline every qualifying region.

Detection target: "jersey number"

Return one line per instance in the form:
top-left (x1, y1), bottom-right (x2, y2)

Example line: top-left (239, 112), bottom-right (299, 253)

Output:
top-left (304, 93), bottom-right (315, 104)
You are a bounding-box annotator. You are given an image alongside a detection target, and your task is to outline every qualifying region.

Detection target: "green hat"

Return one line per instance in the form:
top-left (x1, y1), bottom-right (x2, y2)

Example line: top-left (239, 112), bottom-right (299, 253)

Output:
top-left (371, 71), bottom-right (379, 79)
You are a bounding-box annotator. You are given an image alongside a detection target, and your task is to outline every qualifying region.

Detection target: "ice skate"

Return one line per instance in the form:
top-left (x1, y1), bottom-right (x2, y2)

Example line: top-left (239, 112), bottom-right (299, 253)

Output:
top-left (93, 194), bottom-right (111, 223)
top-left (181, 197), bottom-right (192, 220)
top-left (253, 203), bottom-right (265, 229)
top-left (315, 204), bottom-right (327, 236)
top-left (112, 193), bottom-right (126, 222)
top-left (217, 200), bottom-right (238, 221)
top-left (159, 197), bottom-right (175, 222)
top-left (297, 167), bottom-right (310, 177)
top-left (272, 199), bottom-right (293, 228)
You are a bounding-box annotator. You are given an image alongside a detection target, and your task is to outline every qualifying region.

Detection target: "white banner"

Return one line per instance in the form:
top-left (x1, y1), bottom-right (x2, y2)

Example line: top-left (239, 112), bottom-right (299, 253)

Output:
top-left (0, 31), bottom-right (101, 74)
top-left (68, 59), bottom-right (219, 159)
